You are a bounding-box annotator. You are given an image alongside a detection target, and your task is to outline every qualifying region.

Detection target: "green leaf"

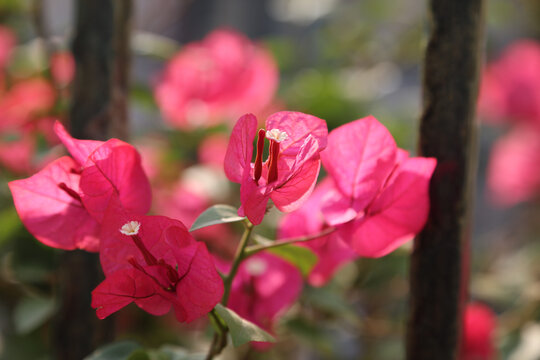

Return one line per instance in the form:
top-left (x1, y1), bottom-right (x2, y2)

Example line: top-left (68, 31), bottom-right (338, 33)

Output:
top-left (14, 296), bottom-right (55, 334)
top-left (84, 341), bottom-right (141, 360)
top-left (267, 244), bottom-right (318, 277)
top-left (189, 205), bottom-right (244, 232)
top-left (214, 304), bottom-right (275, 347)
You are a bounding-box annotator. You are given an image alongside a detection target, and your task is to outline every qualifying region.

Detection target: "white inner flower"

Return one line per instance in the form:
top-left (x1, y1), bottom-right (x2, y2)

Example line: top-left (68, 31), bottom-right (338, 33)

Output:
top-left (266, 129), bottom-right (288, 143)
top-left (245, 258), bottom-right (268, 276)
top-left (120, 221), bottom-right (141, 236)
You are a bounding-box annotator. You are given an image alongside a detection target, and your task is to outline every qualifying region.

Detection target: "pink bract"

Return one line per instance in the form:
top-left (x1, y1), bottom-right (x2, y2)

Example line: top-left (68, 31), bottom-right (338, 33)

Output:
top-left (320, 116), bottom-right (397, 225)
top-left (321, 116), bottom-right (436, 257)
top-left (55, 121), bottom-right (152, 221)
top-left (224, 111), bottom-right (327, 224)
top-left (79, 139), bottom-right (152, 222)
top-left (9, 156), bottom-right (100, 251)
top-left (227, 252), bottom-right (302, 336)
top-left (155, 28), bottom-right (278, 129)
top-left (278, 179), bottom-right (357, 286)
top-left (93, 212), bottom-right (223, 323)
top-left (478, 40), bottom-right (540, 127)
top-left (460, 303), bottom-right (496, 360)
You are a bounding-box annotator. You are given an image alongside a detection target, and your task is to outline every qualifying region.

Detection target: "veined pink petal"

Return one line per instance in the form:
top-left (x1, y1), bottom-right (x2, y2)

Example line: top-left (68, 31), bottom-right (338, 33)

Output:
top-left (79, 139), bottom-right (151, 223)
top-left (92, 268), bottom-right (166, 319)
top-left (9, 156), bottom-right (99, 251)
top-left (53, 121), bottom-right (103, 166)
top-left (320, 187), bottom-right (359, 226)
top-left (173, 243), bottom-right (224, 323)
top-left (271, 158), bottom-right (320, 213)
top-left (224, 113), bottom-right (257, 183)
top-left (321, 116), bottom-right (397, 210)
top-left (347, 156), bottom-right (436, 257)
top-left (239, 172), bottom-right (270, 225)
top-left (266, 111), bottom-right (327, 157)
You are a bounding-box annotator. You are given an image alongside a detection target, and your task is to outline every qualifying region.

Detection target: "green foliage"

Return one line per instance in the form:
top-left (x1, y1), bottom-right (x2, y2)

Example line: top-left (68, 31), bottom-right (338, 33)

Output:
top-left (214, 304), bottom-right (275, 347)
top-left (14, 296), bottom-right (55, 334)
top-left (267, 244), bottom-right (318, 277)
top-left (189, 205), bottom-right (245, 232)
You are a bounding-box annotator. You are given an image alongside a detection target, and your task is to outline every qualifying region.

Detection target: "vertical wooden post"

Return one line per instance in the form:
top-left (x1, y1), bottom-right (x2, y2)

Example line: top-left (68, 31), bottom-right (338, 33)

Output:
top-left (53, 1), bottom-right (132, 359)
top-left (406, 1), bottom-right (485, 359)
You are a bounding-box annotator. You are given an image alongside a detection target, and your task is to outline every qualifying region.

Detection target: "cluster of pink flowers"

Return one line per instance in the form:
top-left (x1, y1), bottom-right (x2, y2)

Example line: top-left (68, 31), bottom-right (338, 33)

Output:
top-left (8, 27), bottom-right (437, 350)
top-left (478, 40), bottom-right (540, 205)
top-left (9, 122), bottom-right (223, 322)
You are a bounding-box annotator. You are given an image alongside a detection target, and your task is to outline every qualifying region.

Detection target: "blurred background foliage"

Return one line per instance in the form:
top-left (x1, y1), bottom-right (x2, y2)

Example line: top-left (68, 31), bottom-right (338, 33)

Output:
top-left (0, 0), bottom-right (539, 359)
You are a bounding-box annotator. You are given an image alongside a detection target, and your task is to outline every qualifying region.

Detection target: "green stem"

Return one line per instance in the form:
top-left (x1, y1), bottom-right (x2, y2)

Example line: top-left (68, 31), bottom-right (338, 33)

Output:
top-left (205, 219), bottom-right (254, 360)
top-left (222, 219), bottom-right (254, 306)
top-left (244, 227), bottom-right (336, 258)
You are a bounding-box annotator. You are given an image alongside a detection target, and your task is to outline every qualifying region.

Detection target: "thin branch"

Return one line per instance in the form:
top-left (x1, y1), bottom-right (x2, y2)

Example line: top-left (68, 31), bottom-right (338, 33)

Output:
top-left (244, 227), bottom-right (336, 257)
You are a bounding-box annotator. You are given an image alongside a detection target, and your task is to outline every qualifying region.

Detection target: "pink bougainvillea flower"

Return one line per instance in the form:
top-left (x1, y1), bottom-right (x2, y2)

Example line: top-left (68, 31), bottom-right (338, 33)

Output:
top-left (155, 28), bottom-right (278, 128)
top-left (93, 212), bottom-right (223, 323)
top-left (460, 302), bottom-right (496, 360)
top-left (9, 121), bottom-right (151, 251)
top-left (478, 40), bottom-right (540, 127)
top-left (278, 179), bottom-right (357, 286)
top-left (487, 125), bottom-right (540, 206)
top-left (9, 156), bottom-right (100, 251)
top-left (50, 51), bottom-right (75, 87)
top-left (226, 252), bottom-right (302, 338)
top-left (320, 116), bottom-right (436, 257)
top-left (224, 111), bottom-right (327, 224)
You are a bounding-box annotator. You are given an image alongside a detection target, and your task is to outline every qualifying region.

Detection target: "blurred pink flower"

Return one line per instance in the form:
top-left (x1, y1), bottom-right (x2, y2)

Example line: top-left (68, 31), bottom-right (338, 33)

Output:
top-left (278, 179), bottom-right (357, 286)
top-left (155, 28), bottom-right (278, 128)
top-left (50, 51), bottom-right (75, 86)
top-left (0, 26), bottom-right (15, 69)
top-left (478, 40), bottom-right (540, 127)
top-left (487, 125), bottom-right (540, 206)
top-left (460, 302), bottom-right (496, 360)
top-left (93, 213), bottom-right (223, 323)
top-left (0, 78), bottom-right (56, 131)
top-left (226, 252), bottom-right (302, 340)
top-left (224, 112), bottom-right (327, 224)
top-left (320, 116), bottom-right (436, 257)
top-left (198, 133), bottom-right (229, 169)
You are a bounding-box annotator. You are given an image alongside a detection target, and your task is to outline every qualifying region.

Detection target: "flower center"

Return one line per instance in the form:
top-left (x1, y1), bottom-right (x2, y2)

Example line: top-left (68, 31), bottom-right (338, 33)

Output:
top-left (253, 128), bottom-right (288, 185)
top-left (120, 221), bottom-right (179, 291)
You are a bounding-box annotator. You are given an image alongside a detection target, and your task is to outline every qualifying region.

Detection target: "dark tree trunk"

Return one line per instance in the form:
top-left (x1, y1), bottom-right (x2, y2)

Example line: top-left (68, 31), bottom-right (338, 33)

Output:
top-left (53, 1), bottom-right (132, 359)
top-left (406, 1), bottom-right (485, 360)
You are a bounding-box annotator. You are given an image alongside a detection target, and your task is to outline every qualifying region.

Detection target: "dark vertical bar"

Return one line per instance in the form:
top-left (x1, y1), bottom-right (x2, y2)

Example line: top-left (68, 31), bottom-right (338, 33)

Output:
top-left (406, 1), bottom-right (485, 360)
top-left (53, 1), bottom-right (132, 359)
